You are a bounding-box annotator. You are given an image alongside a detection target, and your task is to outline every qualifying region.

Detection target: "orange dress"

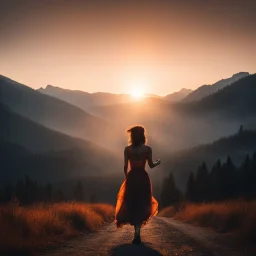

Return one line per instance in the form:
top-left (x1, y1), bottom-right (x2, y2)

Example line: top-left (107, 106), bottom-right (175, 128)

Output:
top-left (115, 148), bottom-right (158, 227)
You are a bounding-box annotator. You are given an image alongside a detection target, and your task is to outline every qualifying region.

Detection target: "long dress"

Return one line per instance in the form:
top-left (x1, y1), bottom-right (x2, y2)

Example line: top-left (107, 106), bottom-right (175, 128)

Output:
top-left (115, 147), bottom-right (158, 228)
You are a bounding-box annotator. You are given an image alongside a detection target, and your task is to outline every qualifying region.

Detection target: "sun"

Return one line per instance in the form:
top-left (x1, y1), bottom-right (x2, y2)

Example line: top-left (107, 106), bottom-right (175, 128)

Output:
top-left (130, 88), bottom-right (145, 98)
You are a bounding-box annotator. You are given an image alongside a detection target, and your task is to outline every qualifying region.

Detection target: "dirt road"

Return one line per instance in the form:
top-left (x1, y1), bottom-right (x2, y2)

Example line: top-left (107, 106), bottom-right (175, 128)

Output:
top-left (43, 217), bottom-right (253, 256)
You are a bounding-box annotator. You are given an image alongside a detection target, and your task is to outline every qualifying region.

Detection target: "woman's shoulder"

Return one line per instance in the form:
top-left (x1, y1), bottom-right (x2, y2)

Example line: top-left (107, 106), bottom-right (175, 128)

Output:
top-left (124, 145), bottom-right (151, 152)
top-left (124, 145), bottom-right (132, 152)
top-left (144, 145), bottom-right (152, 152)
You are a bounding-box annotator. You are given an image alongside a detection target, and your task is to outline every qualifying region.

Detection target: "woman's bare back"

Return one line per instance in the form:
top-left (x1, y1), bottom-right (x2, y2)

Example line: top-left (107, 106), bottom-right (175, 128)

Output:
top-left (124, 145), bottom-right (157, 169)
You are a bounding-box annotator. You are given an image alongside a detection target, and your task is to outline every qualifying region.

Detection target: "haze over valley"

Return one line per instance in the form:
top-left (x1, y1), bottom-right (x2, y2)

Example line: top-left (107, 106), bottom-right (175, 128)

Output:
top-left (1, 71), bottom-right (256, 201)
top-left (1, 1), bottom-right (256, 255)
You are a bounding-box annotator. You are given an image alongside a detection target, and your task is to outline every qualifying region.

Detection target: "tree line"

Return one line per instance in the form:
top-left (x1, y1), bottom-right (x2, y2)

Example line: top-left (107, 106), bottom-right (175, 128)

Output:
top-left (0, 176), bottom-right (90, 205)
top-left (161, 153), bottom-right (256, 207)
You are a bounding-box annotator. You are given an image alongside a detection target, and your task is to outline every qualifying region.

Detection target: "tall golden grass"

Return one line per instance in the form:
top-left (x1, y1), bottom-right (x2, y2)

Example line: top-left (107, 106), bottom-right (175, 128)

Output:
top-left (159, 200), bottom-right (256, 243)
top-left (0, 202), bottom-right (114, 255)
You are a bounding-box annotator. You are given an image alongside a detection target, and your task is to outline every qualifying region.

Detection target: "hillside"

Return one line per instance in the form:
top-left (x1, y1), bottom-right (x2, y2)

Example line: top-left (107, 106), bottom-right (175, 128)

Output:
top-left (38, 85), bottom-right (132, 112)
top-left (2, 73), bottom-right (256, 160)
top-left (183, 72), bottom-right (249, 102)
top-left (164, 88), bottom-right (192, 102)
top-left (38, 85), bottom-right (191, 113)
top-left (162, 129), bottom-right (256, 190)
top-left (0, 103), bottom-right (120, 184)
top-left (0, 142), bottom-right (120, 186)
top-left (176, 74), bottom-right (256, 118)
top-left (0, 75), bottom-right (106, 144)
top-left (0, 103), bottom-right (86, 152)
top-left (36, 74), bottom-right (256, 153)
top-left (72, 74), bottom-right (256, 153)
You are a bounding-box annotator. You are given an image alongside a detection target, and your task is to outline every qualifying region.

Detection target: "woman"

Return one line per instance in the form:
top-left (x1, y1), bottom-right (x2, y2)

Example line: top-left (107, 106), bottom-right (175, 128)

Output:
top-left (115, 125), bottom-right (160, 244)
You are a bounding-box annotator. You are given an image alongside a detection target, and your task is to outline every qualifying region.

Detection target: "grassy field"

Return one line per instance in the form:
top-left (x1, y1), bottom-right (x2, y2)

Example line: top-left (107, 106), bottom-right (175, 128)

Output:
top-left (159, 200), bottom-right (256, 243)
top-left (0, 202), bottom-right (115, 255)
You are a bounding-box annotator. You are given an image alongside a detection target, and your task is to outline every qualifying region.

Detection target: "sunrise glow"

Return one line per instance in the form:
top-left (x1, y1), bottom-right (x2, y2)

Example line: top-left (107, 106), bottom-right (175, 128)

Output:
top-left (130, 88), bottom-right (145, 98)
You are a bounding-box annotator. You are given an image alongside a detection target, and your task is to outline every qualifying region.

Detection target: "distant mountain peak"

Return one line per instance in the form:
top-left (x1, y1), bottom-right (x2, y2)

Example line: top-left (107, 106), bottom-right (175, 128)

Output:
top-left (46, 84), bottom-right (55, 89)
top-left (44, 84), bottom-right (61, 91)
top-left (183, 72), bottom-right (250, 102)
top-left (38, 85), bottom-right (54, 91)
top-left (180, 88), bottom-right (192, 93)
top-left (232, 72), bottom-right (250, 79)
top-left (0, 75), bottom-right (106, 145)
top-left (164, 88), bottom-right (193, 102)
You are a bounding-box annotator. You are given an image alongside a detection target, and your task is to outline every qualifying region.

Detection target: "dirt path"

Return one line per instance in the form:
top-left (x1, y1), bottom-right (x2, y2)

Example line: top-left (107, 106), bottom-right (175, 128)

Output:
top-left (43, 217), bottom-right (253, 256)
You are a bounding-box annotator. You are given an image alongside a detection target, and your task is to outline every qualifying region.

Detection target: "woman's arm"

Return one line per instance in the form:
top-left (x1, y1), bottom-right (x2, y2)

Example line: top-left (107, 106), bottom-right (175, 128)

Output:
top-left (147, 146), bottom-right (161, 169)
top-left (124, 147), bottom-right (128, 178)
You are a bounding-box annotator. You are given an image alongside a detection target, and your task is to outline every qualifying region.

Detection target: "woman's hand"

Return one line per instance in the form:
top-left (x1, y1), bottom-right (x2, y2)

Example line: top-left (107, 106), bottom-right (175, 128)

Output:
top-left (154, 159), bottom-right (161, 167)
top-left (153, 159), bottom-right (161, 167)
top-left (148, 147), bottom-right (161, 169)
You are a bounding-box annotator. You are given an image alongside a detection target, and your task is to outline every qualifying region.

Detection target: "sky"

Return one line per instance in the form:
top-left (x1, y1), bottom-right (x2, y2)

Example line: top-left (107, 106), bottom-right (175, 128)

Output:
top-left (0, 0), bottom-right (255, 96)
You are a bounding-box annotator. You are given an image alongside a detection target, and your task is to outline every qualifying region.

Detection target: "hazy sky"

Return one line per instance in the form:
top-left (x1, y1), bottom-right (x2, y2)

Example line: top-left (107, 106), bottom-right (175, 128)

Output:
top-left (0, 0), bottom-right (255, 95)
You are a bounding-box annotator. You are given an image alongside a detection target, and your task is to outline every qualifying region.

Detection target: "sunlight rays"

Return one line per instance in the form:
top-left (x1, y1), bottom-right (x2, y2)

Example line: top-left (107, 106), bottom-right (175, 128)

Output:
top-left (130, 88), bottom-right (145, 98)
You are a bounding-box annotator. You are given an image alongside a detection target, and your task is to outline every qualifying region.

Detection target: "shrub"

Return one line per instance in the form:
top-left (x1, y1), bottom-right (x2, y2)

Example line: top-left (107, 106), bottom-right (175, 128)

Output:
top-left (0, 202), bottom-right (114, 255)
top-left (159, 200), bottom-right (256, 243)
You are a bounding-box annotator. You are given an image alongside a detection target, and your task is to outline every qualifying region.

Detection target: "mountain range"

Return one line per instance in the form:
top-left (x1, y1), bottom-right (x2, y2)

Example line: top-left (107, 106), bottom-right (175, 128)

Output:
top-left (175, 73), bottom-right (256, 118)
top-left (183, 72), bottom-right (249, 102)
top-left (37, 85), bottom-right (192, 113)
top-left (84, 74), bottom-right (256, 151)
top-left (1, 71), bottom-right (256, 196)
top-left (161, 129), bottom-right (256, 191)
top-left (0, 102), bottom-right (120, 184)
top-left (164, 88), bottom-right (192, 102)
top-left (37, 72), bottom-right (250, 113)
top-left (2, 72), bottom-right (255, 153)
top-left (0, 75), bottom-right (107, 145)
top-left (38, 85), bottom-right (133, 111)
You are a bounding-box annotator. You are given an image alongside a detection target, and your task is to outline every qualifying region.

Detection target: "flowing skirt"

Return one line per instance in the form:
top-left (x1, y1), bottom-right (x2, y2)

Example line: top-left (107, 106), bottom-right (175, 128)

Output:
top-left (115, 168), bottom-right (158, 228)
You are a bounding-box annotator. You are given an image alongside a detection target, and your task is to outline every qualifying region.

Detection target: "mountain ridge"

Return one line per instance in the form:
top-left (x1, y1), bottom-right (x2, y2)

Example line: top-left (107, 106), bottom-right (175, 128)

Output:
top-left (38, 85), bottom-right (133, 111)
top-left (0, 75), bottom-right (107, 144)
top-left (176, 73), bottom-right (256, 118)
top-left (0, 102), bottom-right (120, 184)
top-left (162, 129), bottom-right (256, 190)
top-left (164, 88), bottom-right (193, 102)
top-left (183, 72), bottom-right (250, 102)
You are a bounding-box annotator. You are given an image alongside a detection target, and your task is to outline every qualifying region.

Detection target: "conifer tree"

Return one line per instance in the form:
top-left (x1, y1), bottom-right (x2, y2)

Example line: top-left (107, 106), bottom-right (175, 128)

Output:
top-left (251, 152), bottom-right (256, 198)
top-left (221, 156), bottom-right (237, 199)
top-left (208, 159), bottom-right (222, 201)
top-left (74, 181), bottom-right (84, 201)
top-left (160, 172), bottom-right (182, 207)
top-left (238, 125), bottom-right (244, 134)
top-left (46, 183), bottom-right (53, 202)
top-left (195, 162), bottom-right (209, 202)
top-left (185, 172), bottom-right (196, 202)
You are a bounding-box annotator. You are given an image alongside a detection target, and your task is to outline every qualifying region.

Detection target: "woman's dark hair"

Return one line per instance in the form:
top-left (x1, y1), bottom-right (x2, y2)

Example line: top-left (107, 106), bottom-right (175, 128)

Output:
top-left (127, 125), bottom-right (147, 147)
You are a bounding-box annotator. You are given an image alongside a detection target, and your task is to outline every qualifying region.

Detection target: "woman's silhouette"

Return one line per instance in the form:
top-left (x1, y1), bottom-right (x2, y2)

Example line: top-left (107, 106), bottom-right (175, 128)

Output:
top-left (115, 125), bottom-right (160, 244)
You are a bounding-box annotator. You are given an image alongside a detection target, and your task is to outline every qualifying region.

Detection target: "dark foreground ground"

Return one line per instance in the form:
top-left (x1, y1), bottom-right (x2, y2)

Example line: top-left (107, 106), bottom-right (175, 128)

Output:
top-left (42, 217), bottom-right (255, 256)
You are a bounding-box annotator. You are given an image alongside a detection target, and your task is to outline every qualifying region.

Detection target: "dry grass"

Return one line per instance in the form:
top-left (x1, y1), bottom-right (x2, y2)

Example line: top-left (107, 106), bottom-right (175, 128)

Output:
top-left (0, 202), bottom-right (114, 255)
top-left (159, 200), bottom-right (256, 243)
